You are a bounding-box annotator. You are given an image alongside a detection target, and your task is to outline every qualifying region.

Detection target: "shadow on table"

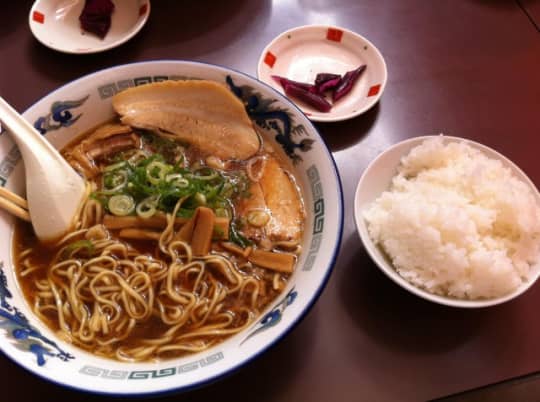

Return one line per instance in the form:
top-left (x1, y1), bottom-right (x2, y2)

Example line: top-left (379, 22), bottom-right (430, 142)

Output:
top-left (137, 0), bottom-right (272, 54)
top-left (468, 0), bottom-right (520, 10)
top-left (26, 0), bottom-right (272, 86)
top-left (315, 103), bottom-right (380, 153)
top-left (432, 371), bottom-right (540, 402)
top-left (0, 2), bottom-right (27, 45)
top-left (336, 232), bottom-right (494, 355)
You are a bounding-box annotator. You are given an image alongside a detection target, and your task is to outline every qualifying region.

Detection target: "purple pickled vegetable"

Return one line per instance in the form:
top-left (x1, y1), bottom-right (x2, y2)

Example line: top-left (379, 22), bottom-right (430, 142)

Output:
top-left (314, 73), bottom-right (341, 86)
top-left (317, 76), bottom-right (342, 93)
top-left (79, 0), bottom-right (115, 39)
top-left (284, 82), bottom-right (332, 113)
top-left (333, 65), bottom-right (367, 102)
top-left (271, 75), bottom-right (317, 93)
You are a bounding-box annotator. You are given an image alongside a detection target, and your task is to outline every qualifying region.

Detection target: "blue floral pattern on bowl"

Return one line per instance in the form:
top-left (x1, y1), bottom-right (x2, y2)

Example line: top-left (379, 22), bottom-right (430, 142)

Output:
top-left (241, 287), bottom-right (297, 345)
top-left (34, 96), bottom-right (89, 135)
top-left (226, 76), bottom-right (314, 163)
top-left (0, 262), bottom-right (74, 366)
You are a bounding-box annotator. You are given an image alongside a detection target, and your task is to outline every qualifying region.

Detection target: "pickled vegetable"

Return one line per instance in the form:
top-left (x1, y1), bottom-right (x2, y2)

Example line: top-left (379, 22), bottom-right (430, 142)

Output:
top-left (79, 0), bottom-right (115, 39)
top-left (271, 75), bottom-right (317, 93)
top-left (332, 65), bottom-right (367, 102)
top-left (317, 76), bottom-right (342, 93)
top-left (283, 83), bottom-right (332, 112)
top-left (272, 64), bottom-right (367, 111)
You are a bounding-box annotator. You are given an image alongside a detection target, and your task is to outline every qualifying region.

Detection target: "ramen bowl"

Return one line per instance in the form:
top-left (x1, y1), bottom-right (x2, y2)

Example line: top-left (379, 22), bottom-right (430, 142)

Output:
top-left (0, 61), bottom-right (343, 395)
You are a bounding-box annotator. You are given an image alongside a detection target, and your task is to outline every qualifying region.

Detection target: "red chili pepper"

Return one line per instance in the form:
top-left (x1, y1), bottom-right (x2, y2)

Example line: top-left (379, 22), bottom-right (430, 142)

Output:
top-left (332, 65), bottom-right (366, 102)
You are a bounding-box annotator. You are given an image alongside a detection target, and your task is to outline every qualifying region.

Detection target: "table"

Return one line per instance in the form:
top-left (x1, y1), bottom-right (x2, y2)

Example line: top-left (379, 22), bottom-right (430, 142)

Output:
top-left (1, 1), bottom-right (539, 401)
top-left (519, 0), bottom-right (540, 31)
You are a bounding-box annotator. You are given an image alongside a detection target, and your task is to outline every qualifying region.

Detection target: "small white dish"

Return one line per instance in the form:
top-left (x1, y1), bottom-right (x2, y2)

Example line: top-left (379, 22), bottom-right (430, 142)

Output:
top-left (354, 135), bottom-right (540, 308)
top-left (257, 25), bottom-right (387, 122)
top-left (29, 0), bottom-right (150, 54)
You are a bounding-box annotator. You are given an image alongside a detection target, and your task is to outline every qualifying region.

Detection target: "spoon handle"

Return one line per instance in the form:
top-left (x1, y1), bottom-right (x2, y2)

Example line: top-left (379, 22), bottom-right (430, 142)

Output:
top-left (0, 96), bottom-right (86, 241)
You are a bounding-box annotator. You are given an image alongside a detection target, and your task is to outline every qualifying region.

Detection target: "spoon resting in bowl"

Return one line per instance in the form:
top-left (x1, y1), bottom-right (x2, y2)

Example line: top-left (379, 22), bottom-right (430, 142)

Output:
top-left (0, 96), bottom-right (86, 242)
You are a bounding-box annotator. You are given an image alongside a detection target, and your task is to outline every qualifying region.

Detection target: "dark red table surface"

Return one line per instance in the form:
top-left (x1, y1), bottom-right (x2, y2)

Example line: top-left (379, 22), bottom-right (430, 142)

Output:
top-left (521, 0), bottom-right (540, 29)
top-left (1, 1), bottom-right (539, 401)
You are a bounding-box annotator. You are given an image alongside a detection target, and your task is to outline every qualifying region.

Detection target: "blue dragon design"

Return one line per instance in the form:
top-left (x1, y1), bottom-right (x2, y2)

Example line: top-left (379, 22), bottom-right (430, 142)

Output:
top-left (0, 266), bottom-right (12, 311)
top-left (240, 288), bottom-right (297, 345)
top-left (0, 262), bottom-right (74, 366)
top-left (226, 76), bottom-right (313, 164)
top-left (33, 95), bottom-right (89, 135)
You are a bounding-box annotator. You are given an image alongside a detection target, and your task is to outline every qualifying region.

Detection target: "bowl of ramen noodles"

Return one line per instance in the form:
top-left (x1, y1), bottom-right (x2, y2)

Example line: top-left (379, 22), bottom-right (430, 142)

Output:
top-left (0, 61), bottom-right (343, 395)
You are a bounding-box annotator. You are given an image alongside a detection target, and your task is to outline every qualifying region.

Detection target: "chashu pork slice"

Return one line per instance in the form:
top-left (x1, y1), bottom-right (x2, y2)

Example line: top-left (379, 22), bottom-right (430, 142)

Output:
top-left (238, 156), bottom-right (304, 243)
top-left (236, 181), bottom-right (267, 242)
top-left (112, 80), bottom-right (260, 160)
top-left (259, 156), bottom-right (304, 242)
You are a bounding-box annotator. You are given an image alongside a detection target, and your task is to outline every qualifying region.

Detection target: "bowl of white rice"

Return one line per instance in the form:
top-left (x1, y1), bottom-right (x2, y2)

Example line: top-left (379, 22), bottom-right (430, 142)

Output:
top-left (354, 135), bottom-right (540, 308)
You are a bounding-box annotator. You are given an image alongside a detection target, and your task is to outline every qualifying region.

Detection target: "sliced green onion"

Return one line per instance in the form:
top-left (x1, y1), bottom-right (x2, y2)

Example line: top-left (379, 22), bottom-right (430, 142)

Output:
top-left (247, 210), bottom-right (270, 227)
top-left (194, 192), bottom-right (207, 206)
top-left (128, 150), bottom-right (150, 166)
top-left (108, 194), bottom-right (135, 216)
top-left (220, 182), bottom-right (234, 198)
top-left (205, 183), bottom-right (223, 201)
top-left (230, 220), bottom-right (251, 248)
top-left (206, 156), bottom-right (225, 170)
top-left (166, 173), bottom-right (189, 188)
top-left (63, 239), bottom-right (95, 258)
top-left (103, 161), bottom-right (128, 172)
top-left (102, 170), bottom-right (129, 194)
top-left (146, 161), bottom-right (171, 185)
top-left (136, 196), bottom-right (159, 218)
top-left (165, 173), bottom-right (183, 182)
top-left (187, 168), bottom-right (219, 181)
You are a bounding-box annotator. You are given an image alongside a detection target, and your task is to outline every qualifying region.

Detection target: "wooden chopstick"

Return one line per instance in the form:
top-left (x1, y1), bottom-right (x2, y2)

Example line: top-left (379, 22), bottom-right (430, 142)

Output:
top-left (0, 186), bottom-right (30, 222)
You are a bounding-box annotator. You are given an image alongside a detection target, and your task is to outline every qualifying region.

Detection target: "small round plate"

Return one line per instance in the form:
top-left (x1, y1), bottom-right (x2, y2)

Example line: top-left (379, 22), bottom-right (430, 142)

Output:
top-left (257, 25), bottom-right (387, 122)
top-left (29, 0), bottom-right (150, 54)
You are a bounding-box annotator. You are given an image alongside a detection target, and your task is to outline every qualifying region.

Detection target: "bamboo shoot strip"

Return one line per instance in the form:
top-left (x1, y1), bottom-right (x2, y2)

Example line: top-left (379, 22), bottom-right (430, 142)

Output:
top-left (220, 241), bottom-right (252, 258)
top-left (103, 213), bottom-right (229, 239)
top-left (118, 228), bottom-right (161, 241)
top-left (190, 207), bottom-right (215, 256)
top-left (247, 249), bottom-right (296, 273)
top-left (175, 207), bottom-right (216, 256)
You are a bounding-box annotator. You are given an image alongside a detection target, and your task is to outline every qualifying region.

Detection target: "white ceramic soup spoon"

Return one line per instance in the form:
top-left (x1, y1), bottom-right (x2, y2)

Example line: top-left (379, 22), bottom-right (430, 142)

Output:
top-left (0, 96), bottom-right (86, 242)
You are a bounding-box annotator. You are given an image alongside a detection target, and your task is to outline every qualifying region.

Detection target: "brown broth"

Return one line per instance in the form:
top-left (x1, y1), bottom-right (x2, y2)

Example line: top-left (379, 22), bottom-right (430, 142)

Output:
top-left (13, 119), bottom-right (301, 361)
top-left (14, 221), bottom-right (56, 302)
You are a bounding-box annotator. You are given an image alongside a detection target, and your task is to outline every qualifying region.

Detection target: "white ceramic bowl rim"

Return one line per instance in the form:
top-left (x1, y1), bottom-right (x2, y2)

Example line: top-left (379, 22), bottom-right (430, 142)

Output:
top-left (0, 60), bottom-right (344, 396)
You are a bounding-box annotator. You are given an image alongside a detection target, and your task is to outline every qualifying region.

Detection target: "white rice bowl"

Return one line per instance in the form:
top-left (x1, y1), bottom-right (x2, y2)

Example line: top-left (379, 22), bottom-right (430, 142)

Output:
top-left (355, 135), bottom-right (540, 307)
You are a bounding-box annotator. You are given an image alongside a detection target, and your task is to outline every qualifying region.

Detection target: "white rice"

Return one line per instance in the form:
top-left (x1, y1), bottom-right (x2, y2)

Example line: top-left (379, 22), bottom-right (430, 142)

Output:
top-left (363, 137), bottom-right (540, 299)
